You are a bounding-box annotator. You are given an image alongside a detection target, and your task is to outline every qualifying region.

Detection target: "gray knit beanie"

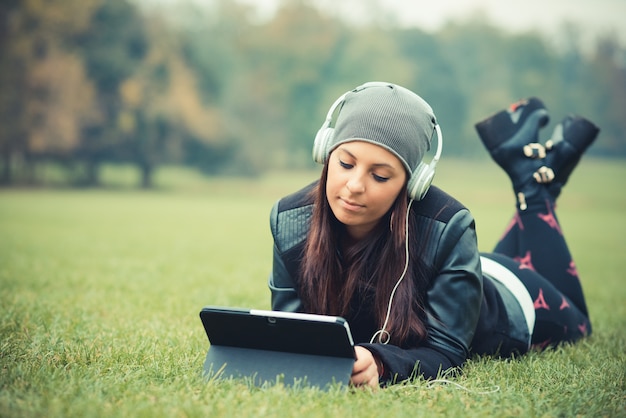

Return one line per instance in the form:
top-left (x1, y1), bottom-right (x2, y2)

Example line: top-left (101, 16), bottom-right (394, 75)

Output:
top-left (330, 83), bottom-right (436, 174)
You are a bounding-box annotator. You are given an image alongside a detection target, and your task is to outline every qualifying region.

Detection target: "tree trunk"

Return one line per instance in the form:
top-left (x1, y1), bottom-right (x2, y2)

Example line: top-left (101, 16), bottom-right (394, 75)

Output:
top-left (85, 159), bottom-right (100, 187)
top-left (0, 150), bottom-right (10, 185)
top-left (140, 162), bottom-right (153, 189)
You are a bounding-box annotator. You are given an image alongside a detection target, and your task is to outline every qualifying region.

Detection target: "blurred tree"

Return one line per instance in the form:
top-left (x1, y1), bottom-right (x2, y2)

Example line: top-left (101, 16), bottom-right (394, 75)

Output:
top-left (393, 28), bottom-right (468, 156)
top-left (0, 0), bottom-right (28, 184)
top-left (250, 1), bottom-right (344, 168)
top-left (175, 0), bottom-right (251, 175)
top-left (120, 49), bottom-right (232, 186)
top-left (503, 33), bottom-right (558, 100)
top-left (27, 50), bottom-right (101, 174)
top-left (211, 1), bottom-right (342, 170)
top-left (115, 15), bottom-right (204, 187)
top-left (584, 36), bottom-right (626, 155)
top-left (74, 0), bottom-right (148, 186)
top-left (236, 1), bottom-right (415, 168)
top-left (437, 18), bottom-right (516, 147)
top-left (0, 0), bottom-right (99, 184)
top-left (552, 23), bottom-right (587, 111)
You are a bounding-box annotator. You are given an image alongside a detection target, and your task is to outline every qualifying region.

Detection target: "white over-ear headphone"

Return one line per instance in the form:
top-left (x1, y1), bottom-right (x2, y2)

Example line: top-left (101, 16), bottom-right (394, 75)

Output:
top-left (312, 82), bottom-right (443, 201)
top-left (406, 124), bottom-right (443, 201)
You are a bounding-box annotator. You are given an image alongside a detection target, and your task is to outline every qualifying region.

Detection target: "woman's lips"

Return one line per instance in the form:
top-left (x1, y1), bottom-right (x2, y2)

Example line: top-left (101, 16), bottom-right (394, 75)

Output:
top-left (340, 197), bottom-right (364, 212)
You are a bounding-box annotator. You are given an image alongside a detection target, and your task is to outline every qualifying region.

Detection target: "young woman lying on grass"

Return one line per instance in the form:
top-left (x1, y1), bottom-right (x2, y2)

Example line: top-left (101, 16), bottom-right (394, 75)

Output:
top-left (268, 82), bottom-right (599, 388)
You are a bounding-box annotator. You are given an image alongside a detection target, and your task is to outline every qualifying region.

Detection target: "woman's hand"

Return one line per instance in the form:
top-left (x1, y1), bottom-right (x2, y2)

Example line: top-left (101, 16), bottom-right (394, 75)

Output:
top-left (350, 346), bottom-right (381, 389)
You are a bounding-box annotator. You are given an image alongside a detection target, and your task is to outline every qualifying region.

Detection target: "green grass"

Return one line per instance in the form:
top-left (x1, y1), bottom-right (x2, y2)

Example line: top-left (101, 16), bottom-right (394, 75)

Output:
top-left (1, 158), bottom-right (625, 417)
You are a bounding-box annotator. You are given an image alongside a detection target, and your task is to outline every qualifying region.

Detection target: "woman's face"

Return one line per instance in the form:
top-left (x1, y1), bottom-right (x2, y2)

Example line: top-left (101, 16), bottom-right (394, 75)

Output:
top-left (326, 141), bottom-right (407, 240)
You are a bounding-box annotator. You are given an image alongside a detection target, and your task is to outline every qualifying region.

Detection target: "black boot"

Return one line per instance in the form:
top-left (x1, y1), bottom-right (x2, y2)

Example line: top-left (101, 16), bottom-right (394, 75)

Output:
top-left (475, 97), bottom-right (550, 210)
top-left (540, 115), bottom-right (600, 199)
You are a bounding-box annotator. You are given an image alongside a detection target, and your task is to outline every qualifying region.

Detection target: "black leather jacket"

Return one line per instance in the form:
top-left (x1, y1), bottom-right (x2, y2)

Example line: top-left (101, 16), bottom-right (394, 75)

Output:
top-left (268, 182), bottom-right (529, 382)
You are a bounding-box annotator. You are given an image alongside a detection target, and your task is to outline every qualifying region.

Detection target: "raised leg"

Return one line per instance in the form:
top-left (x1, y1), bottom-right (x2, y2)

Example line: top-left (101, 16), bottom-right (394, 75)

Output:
top-left (476, 98), bottom-right (598, 347)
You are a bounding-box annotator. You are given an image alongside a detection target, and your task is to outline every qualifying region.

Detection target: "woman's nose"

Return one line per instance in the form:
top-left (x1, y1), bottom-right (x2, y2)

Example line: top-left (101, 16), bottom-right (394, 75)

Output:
top-left (346, 174), bottom-right (365, 194)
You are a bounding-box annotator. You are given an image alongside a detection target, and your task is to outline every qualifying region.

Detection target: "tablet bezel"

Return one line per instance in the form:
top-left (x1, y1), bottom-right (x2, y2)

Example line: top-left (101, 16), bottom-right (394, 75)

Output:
top-left (199, 306), bottom-right (356, 359)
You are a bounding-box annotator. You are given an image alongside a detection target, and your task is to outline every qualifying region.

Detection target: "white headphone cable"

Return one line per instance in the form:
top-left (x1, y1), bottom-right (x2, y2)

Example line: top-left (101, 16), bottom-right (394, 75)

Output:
top-left (370, 198), bottom-right (414, 344)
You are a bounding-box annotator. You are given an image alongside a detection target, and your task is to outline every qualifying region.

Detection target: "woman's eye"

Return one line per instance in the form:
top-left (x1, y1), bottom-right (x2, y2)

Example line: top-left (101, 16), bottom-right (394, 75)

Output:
top-left (373, 174), bottom-right (389, 183)
top-left (339, 160), bottom-right (353, 169)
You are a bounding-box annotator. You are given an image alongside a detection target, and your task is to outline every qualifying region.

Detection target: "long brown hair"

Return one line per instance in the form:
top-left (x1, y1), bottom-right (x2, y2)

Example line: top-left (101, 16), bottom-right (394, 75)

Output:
top-left (299, 162), bottom-right (432, 346)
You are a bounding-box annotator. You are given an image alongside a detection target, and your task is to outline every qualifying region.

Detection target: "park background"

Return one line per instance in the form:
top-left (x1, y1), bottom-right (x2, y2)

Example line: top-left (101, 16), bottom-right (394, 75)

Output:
top-left (1, 1), bottom-right (625, 417)
top-left (1, 0), bottom-right (626, 187)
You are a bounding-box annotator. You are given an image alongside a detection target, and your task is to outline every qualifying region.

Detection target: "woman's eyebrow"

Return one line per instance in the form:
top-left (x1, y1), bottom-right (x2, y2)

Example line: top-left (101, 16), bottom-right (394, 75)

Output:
top-left (338, 147), bottom-right (356, 159)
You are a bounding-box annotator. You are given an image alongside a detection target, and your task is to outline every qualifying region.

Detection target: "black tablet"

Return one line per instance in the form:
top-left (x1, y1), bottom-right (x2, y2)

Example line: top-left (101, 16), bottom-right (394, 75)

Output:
top-left (199, 306), bottom-right (356, 388)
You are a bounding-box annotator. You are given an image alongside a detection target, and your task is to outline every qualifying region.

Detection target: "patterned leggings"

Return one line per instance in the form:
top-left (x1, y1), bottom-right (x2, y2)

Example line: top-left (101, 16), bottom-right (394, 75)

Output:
top-left (485, 197), bottom-right (591, 349)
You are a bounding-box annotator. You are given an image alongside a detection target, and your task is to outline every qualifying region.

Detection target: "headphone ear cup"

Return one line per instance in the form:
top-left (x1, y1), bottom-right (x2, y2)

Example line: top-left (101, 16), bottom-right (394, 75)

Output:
top-left (407, 162), bottom-right (435, 201)
top-left (312, 127), bottom-right (334, 164)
